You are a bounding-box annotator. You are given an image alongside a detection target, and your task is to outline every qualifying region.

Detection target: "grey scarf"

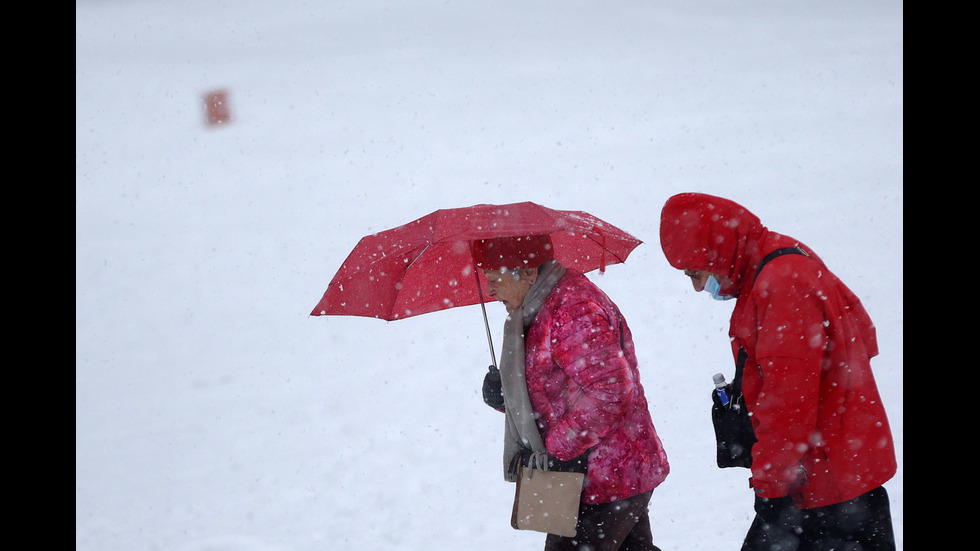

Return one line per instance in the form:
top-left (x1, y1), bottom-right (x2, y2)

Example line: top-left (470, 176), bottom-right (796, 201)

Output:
top-left (500, 259), bottom-right (567, 481)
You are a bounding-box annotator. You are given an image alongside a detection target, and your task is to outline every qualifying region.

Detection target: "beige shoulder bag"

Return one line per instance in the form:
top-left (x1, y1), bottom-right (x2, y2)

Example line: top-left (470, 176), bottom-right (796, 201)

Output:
top-left (510, 462), bottom-right (585, 538)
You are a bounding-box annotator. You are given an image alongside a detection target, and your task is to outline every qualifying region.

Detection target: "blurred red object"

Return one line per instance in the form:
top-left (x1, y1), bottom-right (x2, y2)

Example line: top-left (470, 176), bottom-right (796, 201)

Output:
top-left (203, 89), bottom-right (231, 126)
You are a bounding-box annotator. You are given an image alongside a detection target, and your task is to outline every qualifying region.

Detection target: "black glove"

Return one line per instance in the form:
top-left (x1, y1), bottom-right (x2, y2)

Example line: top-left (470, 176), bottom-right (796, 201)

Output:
top-left (482, 365), bottom-right (504, 410)
top-left (753, 495), bottom-right (800, 526)
top-left (547, 447), bottom-right (593, 474)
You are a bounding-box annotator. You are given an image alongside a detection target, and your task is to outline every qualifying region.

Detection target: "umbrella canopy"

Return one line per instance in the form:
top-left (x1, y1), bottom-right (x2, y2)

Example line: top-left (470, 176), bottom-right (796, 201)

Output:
top-left (310, 201), bottom-right (642, 321)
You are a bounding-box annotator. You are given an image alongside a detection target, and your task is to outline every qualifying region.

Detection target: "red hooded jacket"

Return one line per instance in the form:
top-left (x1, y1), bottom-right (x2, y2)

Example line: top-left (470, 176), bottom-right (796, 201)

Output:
top-left (660, 192), bottom-right (895, 509)
top-left (525, 270), bottom-right (670, 504)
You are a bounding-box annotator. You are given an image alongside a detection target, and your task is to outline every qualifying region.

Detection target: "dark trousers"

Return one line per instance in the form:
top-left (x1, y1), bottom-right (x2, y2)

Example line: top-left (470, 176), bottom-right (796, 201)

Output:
top-left (741, 486), bottom-right (896, 551)
top-left (544, 490), bottom-right (661, 551)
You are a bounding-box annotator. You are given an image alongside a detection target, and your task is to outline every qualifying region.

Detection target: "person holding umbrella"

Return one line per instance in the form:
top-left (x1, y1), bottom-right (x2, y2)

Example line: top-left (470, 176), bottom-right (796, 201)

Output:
top-left (475, 234), bottom-right (669, 551)
top-left (658, 192), bottom-right (897, 551)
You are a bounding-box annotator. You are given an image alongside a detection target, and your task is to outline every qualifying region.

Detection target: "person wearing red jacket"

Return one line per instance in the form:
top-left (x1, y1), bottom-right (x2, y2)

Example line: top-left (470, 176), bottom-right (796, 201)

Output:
top-left (659, 192), bottom-right (896, 551)
top-left (474, 234), bottom-right (669, 551)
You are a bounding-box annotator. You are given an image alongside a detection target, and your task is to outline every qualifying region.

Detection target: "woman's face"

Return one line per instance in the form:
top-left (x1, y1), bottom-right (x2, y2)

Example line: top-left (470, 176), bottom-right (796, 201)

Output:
top-left (482, 268), bottom-right (538, 313)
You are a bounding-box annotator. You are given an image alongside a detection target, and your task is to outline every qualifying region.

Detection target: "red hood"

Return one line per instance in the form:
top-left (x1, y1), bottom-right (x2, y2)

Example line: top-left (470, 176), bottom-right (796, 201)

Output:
top-left (659, 193), bottom-right (770, 296)
top-left (659, 192), bottom-right (822, 296)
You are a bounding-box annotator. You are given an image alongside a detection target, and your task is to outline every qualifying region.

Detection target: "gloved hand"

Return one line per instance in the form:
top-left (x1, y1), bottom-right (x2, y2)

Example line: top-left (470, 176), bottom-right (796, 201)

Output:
top-left (482, 365), bottom-right (505, 410)
top-left (547, 447), bottom-right (593, 474)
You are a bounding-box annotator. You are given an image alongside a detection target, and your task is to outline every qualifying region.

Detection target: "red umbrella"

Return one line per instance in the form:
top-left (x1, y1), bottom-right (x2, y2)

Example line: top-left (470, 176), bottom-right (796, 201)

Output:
top-left (310, 201), bottom-right (642, 362)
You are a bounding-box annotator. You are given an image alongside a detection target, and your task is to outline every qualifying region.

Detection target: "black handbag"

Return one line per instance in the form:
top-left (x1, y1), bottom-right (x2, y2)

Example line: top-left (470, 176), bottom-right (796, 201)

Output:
top-left (712, 347), bottom-right (756, 468)
top-left (710, 247), bottom-right (809, 469)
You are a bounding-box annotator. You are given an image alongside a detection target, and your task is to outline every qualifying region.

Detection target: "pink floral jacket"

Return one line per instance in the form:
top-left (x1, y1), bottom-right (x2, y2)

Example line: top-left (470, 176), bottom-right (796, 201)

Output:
top-left (523, 271), bottom-right (669, 504)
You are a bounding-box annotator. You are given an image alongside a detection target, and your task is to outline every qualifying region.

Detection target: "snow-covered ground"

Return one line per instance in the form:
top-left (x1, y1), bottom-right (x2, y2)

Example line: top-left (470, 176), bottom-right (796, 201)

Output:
top-left (76, 1), bottom-right (902, 549)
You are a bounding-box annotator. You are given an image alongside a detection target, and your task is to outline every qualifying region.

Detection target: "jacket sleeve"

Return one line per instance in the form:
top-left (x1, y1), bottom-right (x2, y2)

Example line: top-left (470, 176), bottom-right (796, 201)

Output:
top-left (543, 299), bottom-right (635, 461)
top-left (747, 266), bottom-right (827, 498)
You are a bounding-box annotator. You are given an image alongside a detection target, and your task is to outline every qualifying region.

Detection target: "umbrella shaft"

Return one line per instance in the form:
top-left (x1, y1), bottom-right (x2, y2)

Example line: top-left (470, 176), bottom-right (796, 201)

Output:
top-left (475, 267), bottom-right (497, 368)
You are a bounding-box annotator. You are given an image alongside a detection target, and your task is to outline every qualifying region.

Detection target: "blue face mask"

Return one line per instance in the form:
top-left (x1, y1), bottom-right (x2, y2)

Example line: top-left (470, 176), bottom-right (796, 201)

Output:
top-left (705, 275), bottom-right (735, 301)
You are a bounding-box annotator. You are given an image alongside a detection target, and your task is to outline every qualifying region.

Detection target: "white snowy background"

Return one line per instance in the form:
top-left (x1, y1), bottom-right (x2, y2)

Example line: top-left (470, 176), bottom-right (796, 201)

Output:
top-left (75, 1), bottom-right (902, 549)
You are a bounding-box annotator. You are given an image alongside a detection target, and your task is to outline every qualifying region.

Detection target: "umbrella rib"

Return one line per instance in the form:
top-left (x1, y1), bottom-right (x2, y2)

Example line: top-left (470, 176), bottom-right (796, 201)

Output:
top-left (403, 242), bottom-right (431, 271)
top-left (583, 230), bottom-right (635, 266)
top-left (385, 242), bottom-right (430, 319)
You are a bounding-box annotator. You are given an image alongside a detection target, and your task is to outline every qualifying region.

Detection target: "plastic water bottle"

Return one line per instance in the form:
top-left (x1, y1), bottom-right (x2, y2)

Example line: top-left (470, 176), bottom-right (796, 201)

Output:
top-left (713, 373), bottom-right (730, 406)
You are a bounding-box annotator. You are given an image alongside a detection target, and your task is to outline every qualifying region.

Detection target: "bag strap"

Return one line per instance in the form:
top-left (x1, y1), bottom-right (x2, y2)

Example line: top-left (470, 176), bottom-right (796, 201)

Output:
top-left (732, 247), bottom-right (810, 395)
top-left (752, 246), bottom-right (809, 284)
